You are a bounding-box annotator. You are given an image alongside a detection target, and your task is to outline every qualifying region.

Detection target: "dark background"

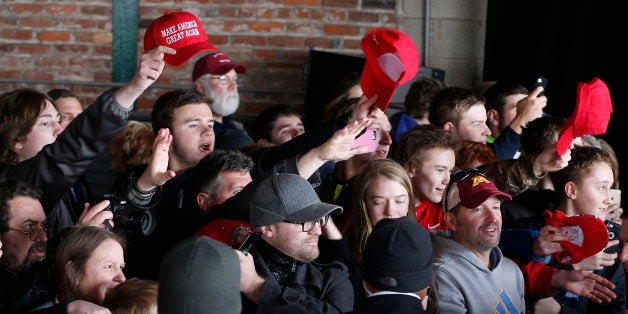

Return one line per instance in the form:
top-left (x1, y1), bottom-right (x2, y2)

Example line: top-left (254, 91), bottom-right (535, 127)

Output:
top-left (484, 0), bottom-right (628, 190)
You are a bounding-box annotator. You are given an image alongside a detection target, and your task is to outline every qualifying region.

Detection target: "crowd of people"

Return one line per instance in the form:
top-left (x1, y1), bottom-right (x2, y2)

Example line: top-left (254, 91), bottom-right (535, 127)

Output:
top-left (0, 27), bottom-right (625, 314)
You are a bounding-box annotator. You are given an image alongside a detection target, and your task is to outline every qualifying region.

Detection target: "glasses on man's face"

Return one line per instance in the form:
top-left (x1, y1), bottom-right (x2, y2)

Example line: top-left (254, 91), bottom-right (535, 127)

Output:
top-left (209, 75), bottom-right (240, 85)
top-left (285, 215), bottom-right (330, 232)
top-left (443, 168), bottom-right (483, 212)
top-left (8, 224), bottom-right (47, 241)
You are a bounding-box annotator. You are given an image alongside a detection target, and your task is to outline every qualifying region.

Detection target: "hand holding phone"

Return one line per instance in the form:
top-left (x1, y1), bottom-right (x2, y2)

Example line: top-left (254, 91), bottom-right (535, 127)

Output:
top-left (238, 232), bottom-right (261, 255)
top-left (350, 128), bottom-right (377, 152)
top-left (610, 189), bottom-right (621, 205)
top-left (604, 220), bottom-right (621, 254)
top-left (533, 77), bottom-right (548, 97)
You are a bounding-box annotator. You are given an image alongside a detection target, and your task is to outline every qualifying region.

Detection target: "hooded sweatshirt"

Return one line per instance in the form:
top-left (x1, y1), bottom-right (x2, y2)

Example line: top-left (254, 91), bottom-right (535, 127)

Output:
top-left (430, 231), bottom-right (525, 314)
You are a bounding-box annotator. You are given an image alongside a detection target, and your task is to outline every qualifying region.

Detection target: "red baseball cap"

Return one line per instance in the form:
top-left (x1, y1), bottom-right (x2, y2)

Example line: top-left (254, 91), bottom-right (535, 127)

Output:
top-left (192, 52), bottom-right (247, 81)
top-left (543, 210), bottom-right (608, 264)
top-left (361, 28), bottom-right (420, 111)
top-left (195, 218), bottom-right (255, 248)
top-left (556, 78), bottom-right (613, 156)
top-left (444, 170), bottom-right (512, 212)
top-left (144, 11), bottom-right (218, 66)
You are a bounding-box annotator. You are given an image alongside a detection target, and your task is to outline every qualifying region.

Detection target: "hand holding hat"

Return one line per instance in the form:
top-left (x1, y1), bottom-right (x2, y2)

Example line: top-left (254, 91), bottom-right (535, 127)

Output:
top-left (115, 45), bottom-right (175, 107)
top-left (144, 11), bottom-right (218, 66)
top-left (556, 78), bottom-right (613, 156)
top-left (543, 210), bottom-right (608, 265)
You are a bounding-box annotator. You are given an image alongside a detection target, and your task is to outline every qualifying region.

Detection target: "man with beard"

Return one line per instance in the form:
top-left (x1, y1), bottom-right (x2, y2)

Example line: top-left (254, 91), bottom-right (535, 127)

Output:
top-left (430, 169), bottom-right (526, 313)
top-left (237, 173), bottom-right (353, 313)
top-left (193, 51), bottom-right (253, 150)
top-left (0, 180), bottom-right (109, 313)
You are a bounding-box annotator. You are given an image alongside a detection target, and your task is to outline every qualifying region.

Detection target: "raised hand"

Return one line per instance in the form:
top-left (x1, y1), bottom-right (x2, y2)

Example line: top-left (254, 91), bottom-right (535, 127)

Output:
top-left (315, 118), bottom-right (373, 162)
top-left (137, 128), bottom-right (176, 192)
top-left (509, 87), bottom-right (547, 134)
top-left (606, 202), bottom-right (623, 224)
top-left (296, 119), bottom-right (372, 180)
top-left (350, 94), bottom-right (380, 122)
top-left (115, 45), bottom-right (176, 108)
top-left (534, 143), bottom-right (571, 175)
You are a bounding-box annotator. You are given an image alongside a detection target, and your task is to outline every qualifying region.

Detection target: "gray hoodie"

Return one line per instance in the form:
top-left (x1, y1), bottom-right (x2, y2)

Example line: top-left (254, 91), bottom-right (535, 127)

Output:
top-left (430, 231), bottom-right (525, 314)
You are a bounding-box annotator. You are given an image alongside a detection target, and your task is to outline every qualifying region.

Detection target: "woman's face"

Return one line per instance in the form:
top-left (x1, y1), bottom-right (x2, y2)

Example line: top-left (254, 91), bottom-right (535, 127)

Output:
top-left (76, 239), bottom-right (126, 304)
top-left (14, 100), bottom-right (62, 162)
top-left (365, 175), bottom-right (410, 225)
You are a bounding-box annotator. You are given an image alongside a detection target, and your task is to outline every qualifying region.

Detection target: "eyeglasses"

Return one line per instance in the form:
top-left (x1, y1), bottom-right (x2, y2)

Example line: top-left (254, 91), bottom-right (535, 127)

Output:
top-left (285, 215), bottom-right (330, 232)
top-left (209, 75), bottom-right (240, 85)
top-left (443, 168), bottom-right (483, 212)
top-left (8, 225), bottom-right (47, 241)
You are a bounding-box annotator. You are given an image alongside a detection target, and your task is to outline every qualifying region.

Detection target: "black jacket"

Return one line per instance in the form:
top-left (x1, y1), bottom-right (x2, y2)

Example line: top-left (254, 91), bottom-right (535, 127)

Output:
top-left (0, 88), bottom-right (130, 236)
top-left (243, 240), bottom-right (354, 313)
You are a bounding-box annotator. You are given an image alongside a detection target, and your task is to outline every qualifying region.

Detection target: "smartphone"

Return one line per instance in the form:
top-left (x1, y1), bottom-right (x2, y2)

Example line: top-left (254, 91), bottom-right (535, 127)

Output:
top-left (532, 77), bottom-right (548, 97)
top-left (604, 220), bottom-right (621, 254)
top-left (238, 232), bottom-right (261, 255)
top-left (350, 128), bottom-right (377, 152)
top-left (610, 189), bottom-right (621, 205)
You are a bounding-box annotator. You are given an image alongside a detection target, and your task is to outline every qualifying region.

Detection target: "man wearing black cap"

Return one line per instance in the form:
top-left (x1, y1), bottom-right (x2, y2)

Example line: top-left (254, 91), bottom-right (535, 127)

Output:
top-left (356, 216), bottom-right (432, 313)
top-left (237, 173), bottom-right (353, 313)
top-left (193, 52), bottom-right (253, 150)
top-left (431, 169), bottom-right (525, 313)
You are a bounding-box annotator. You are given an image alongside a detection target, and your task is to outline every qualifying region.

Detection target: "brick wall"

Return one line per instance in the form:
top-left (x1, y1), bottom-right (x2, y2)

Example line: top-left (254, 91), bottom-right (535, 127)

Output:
top-left (0, 0), bottom-right (404, 123)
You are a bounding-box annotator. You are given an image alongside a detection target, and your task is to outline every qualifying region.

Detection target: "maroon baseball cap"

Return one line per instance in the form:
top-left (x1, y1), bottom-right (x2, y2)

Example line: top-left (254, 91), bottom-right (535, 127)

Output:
top-left (192, 52), bottom-right (247, 81)
top-left (361, 28), bottom-right (420, 111)
top-left (143, 11), bottom-right (217, 66)
top-left (556, 78), bottom-right (613, 156)
top-left (444, 170), bottom-right (512, 212)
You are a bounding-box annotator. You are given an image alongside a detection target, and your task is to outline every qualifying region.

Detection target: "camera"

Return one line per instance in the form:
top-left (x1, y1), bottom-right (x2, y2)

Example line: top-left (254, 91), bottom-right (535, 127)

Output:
top-left (102, 194), bottom-right (156, 236)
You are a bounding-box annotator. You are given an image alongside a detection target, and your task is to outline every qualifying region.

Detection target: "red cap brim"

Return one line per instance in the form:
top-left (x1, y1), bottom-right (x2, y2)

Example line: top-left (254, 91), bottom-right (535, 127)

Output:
top-left (165, 41), bottom-right (218, 67)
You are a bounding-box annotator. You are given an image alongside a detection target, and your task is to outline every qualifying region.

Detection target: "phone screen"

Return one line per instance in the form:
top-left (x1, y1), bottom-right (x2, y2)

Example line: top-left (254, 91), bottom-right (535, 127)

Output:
top-left (350, 128), bottom-right (376, 152)
top-left (238, 232), bottom-right (261, 255)
top-left (610, 189), bottom-right (621, 205)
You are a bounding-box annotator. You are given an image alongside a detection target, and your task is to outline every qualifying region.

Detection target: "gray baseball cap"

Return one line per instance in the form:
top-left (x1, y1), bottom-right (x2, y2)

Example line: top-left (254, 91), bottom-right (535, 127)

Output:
top-left (250, 173), bottom-right (342, 227)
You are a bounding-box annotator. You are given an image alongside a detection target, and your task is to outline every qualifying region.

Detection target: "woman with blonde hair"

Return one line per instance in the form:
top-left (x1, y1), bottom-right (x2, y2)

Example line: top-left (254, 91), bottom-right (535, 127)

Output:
top-left (318, 159), bottom-right (420, 309)
top-left (346, 158), bottom-right (416, 260)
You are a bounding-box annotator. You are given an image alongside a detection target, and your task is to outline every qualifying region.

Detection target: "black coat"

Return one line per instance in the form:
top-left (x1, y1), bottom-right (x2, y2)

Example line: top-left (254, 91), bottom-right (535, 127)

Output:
top-left (242, 240), bottom-right (354, 313)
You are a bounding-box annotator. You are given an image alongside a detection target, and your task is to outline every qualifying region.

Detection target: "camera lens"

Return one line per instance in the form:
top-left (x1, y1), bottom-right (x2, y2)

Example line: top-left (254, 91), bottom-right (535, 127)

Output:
top-left (139, 210), bottom-right (156, 236)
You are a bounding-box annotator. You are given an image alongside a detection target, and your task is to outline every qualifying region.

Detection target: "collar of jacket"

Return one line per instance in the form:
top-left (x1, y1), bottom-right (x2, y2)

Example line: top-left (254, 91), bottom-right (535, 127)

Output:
top-left (256, 239), bottom-right (304, 284)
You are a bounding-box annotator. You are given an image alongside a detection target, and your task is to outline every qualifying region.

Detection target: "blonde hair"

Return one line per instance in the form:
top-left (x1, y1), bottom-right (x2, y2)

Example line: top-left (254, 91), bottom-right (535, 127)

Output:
top-left (345, 159), bottom-right (416, 260)
top-left (110, 121), bottom-right (154, 177)
top-left (103, 278), bottom-right (158, 314)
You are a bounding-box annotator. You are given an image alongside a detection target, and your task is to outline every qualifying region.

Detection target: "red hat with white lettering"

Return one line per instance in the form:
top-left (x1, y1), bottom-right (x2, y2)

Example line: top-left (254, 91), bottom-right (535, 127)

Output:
top-left (144, 11), bottom-right (217, 66)
top-left (361, 28), bottom-right (420, 111)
